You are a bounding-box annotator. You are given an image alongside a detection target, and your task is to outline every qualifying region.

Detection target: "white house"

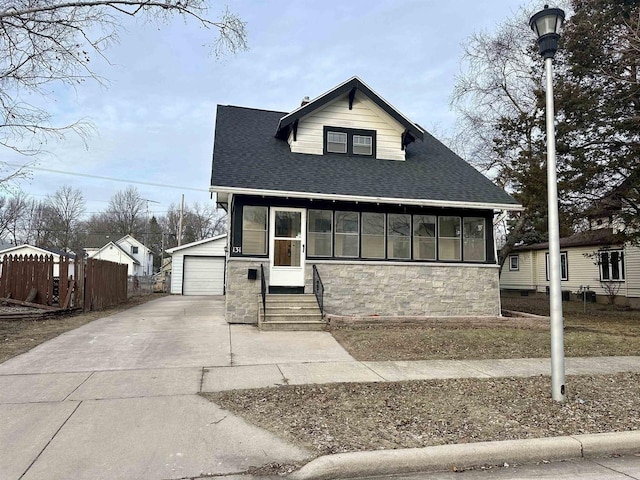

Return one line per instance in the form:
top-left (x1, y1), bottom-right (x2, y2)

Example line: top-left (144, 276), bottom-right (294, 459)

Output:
top-left (166, 235), bottom-right (226, 295)
top-left (0, 244), bottom-right (75, 277)
top-left (88, 235), bottom-right (154, 276)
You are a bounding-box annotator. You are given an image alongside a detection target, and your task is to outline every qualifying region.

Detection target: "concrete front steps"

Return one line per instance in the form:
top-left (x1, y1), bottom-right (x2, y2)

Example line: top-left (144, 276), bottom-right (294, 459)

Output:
top-left (258, 294), bottom-right (326, 331)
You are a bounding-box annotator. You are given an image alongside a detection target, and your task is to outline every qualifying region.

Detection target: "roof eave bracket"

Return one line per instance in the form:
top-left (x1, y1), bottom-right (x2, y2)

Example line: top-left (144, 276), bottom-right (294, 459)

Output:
top-left (348, 87), bottom-right (357, 110)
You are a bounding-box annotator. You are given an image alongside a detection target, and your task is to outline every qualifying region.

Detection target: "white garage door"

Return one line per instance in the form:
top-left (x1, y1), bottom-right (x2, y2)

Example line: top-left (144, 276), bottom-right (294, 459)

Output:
top-left (182, 256), bottom-right (225, 295)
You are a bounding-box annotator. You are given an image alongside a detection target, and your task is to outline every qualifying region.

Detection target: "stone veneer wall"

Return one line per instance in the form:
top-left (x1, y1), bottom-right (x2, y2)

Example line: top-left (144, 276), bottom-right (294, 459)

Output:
top-left (226, 259), bottom-right (502, 323)
top-left (226, 259), bottom-right (269, 324)
top-left (305, 262), bottom-right (501, 317)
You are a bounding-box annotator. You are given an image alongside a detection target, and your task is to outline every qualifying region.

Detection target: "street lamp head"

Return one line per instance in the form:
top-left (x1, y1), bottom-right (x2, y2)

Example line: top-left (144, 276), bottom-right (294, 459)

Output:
top-left (529, 5), bottom-right (565, 59)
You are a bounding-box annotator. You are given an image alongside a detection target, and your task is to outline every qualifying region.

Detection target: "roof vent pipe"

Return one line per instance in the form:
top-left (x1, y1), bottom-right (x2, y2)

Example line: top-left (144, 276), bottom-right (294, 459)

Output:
top-left (300, 96), bottom-right (310, 106)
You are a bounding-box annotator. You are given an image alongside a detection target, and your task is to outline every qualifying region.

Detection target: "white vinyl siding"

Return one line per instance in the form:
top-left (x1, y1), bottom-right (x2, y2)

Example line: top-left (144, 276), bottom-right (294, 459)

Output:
top-left (289, 95), bottom-right (406, 160)
top-left (626, 246), bottom-right (640, 299)
top-left (500, 251), bottom-right (536, 290)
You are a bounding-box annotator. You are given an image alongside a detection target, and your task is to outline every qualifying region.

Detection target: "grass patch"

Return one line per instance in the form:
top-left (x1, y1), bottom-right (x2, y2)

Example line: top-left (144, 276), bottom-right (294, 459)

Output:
top-left (206, 373), bottom-right (640, 455)
top-left (330, 296), bottom-right (640, 361)
top-left (0, 293), bottom-right (166, 364)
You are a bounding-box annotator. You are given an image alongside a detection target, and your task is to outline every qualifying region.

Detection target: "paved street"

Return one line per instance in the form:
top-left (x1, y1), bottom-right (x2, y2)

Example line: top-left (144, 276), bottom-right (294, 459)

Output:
top-left (360, 455), bottom-right (640, 480)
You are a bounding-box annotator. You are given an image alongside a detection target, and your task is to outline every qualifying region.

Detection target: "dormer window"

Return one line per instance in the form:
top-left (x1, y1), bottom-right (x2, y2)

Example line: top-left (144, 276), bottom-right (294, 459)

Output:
top-left (353, 135), bottom-right (372, 155)
top-left (323, 126), bottom-right (376, 157)
top-left (327, 132), bottom-right (347, 153)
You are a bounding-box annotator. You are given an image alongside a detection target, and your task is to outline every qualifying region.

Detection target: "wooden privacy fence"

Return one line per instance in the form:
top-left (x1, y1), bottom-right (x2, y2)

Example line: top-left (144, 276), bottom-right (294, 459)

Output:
top-left (0, 254), bottom-right (128, 312)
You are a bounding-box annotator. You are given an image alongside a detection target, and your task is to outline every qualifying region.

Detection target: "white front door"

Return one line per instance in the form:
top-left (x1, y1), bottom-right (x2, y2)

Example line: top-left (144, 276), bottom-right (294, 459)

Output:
top-left (269, 207), bottom-right (306, 287)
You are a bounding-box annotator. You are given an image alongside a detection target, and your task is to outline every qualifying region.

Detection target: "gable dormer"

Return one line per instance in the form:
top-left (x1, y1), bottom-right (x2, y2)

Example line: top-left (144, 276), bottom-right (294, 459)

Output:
top-left (275, 77), bottom-right (424, 161)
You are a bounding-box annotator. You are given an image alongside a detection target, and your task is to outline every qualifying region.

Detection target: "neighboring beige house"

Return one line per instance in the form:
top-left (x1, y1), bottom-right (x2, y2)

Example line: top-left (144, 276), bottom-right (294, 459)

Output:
top-left (500, 228), bottom-right (640, 307)
top-left (88, 235), bottom-right (154, 276)
top-left (0, 244), bottom-right (75, 277)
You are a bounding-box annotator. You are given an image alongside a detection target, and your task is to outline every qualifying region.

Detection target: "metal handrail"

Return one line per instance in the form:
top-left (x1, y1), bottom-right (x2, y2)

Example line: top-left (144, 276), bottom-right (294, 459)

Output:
top-left (312, 264), bottom-right (324, 316)
top-left (260, 264), bottom-right (267, 319)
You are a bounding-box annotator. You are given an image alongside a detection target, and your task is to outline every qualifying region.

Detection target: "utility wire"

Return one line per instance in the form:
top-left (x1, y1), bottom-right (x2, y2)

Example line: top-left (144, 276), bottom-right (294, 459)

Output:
top-left (5, 162), bottom-right (210, 192)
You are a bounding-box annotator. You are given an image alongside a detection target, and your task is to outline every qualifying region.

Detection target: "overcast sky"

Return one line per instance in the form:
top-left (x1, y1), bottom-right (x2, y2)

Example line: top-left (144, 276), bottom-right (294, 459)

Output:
top-left (3, 0), bottom-right (539, 221)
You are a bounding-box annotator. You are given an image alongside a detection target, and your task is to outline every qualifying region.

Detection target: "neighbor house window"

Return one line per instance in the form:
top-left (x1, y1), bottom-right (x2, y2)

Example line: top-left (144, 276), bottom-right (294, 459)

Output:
top-left (509, 255), bottom-right (519, 271)
top-left (131, 246), bottom-right (139, 254)
top-left (438, 216), bottom-right (461, 261)
top-left (362, 212), bottom-right (385, 258)
top-left (307, 210), bottom-right (332, 257)
top-left (323, 127), bottom-right (376, 157)
top-left (335, 211), bottom-right (359, 257)
top-left (326, 131), bottom-right (347, 153)
top-left (242, 206), bottom-right (267, 255)
top-left (463, 217), bottom-right (486, 262)
top-left (546, 251), bottom-right (568, 281)
top-left (387, 214), bottom-right (411, 259)
top-left (413, 215), bottom-right (436, 260)
top-left (599, 250), bottom-right (625, 281)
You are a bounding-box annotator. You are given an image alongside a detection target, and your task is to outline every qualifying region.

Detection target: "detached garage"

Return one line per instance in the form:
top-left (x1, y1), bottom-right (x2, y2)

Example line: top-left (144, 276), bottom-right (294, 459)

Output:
top-left (166, 235), bottom-right (227, 295)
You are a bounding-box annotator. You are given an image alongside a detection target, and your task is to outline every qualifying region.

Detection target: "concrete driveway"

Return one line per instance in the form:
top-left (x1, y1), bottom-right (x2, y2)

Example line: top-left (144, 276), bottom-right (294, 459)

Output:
top-left (0, 295), bottom-right (354, 480)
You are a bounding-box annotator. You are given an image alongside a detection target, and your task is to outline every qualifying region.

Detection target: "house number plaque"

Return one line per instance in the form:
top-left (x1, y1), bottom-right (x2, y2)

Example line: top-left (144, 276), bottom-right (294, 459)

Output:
top-left (233, 246), bottom-right (241, 253)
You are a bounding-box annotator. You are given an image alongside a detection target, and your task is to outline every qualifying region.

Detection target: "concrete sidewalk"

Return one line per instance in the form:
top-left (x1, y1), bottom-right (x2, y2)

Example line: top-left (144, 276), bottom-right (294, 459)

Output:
top-left (2, 295), bottom-right (639, 480)
top-left (200, 356), bottom-right (640, 392)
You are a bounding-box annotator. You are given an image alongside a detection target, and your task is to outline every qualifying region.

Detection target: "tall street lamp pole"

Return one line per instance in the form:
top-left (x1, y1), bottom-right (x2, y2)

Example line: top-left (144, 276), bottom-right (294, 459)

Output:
top-left (529, 5), bottom-right (566, 402)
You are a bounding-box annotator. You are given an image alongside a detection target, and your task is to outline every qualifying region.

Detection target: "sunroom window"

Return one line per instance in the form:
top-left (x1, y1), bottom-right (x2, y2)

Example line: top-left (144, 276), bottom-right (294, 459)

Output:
top-left (388, 214), bottom-right (411, 259)
top-left (362, 212), bottom-right (385, 258)
top-left (413, 215), bottom-right (436, 260)
top-left (463, 217), bottom-right (486, 262)
top-left (335, 211), bottom-right (359, 257)
top-left (242, 206), bottom-right (267, 255)
top-left (307, 210), bottom-right (332, 257)
top-left (438, 216), bottom-right (461, 261)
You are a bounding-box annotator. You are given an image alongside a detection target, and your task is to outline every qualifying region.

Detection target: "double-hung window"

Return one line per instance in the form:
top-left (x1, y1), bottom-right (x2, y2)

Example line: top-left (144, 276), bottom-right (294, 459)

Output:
top-left (413, 215), bottom-right (436, 260)
top-left (242, 206), bottom-right (268, 255)
top-left (362, 212), bottom-right (385, 258)
top-left (335, 211), bottom-right (359, 257)
top-left (438, 216), bottom-right (461, 261)
top-left (326, 132), bottom-right (347, 153)
top-left (387, 214), bottom-right (411, 259)
top-left (324, 127), bottom-right (376, 157)
top-left (545, 251), bottom-right (568, 281)
top-left (463, 217), bottom-right (486, 262)
top-left (307, 210), bottom-right (332, 257)
top-left (599, 250), bottom-right (625, 281)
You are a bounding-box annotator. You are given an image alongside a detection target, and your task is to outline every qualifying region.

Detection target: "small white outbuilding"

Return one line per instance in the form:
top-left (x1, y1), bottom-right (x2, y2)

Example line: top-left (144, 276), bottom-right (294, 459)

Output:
top-left (166, 235), bottom-right (227, 295)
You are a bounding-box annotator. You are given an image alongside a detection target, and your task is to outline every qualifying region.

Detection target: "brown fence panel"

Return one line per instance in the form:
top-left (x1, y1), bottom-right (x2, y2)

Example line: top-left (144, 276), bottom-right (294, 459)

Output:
top-left (82, 258), bottom-right (128, 312)
top-left (0, 254), bottom-right (128, 311)
top-left (59, 257), bottom-right (69, 307)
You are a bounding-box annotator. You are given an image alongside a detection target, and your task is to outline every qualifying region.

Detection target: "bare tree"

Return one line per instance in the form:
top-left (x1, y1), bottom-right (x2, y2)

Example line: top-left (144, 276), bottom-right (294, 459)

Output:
top-left (106, 185), bottom-right (146, 237)
top-left (0, 1), bottom-right (247, 178)
top-left (45, 185), bottom-right (85, 250)
top-left (0, 194), bottom-right (26, 241)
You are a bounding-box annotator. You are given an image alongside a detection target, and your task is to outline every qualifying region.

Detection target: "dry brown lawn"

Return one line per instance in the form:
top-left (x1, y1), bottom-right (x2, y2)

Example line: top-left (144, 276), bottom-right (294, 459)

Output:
top-left (207, 373), bottom-right (640, 455)
top-left (330, 296), bottom-right (640, 361)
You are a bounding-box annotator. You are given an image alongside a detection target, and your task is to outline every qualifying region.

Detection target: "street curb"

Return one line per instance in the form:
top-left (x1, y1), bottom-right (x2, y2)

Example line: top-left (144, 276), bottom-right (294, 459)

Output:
top-left (289, 431), bottom-right (640, 480)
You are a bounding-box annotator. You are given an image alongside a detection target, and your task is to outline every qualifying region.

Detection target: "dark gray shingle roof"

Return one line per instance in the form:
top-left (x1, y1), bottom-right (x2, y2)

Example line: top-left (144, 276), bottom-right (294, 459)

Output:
top-left (211, 105), bottom-right (519, 207)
